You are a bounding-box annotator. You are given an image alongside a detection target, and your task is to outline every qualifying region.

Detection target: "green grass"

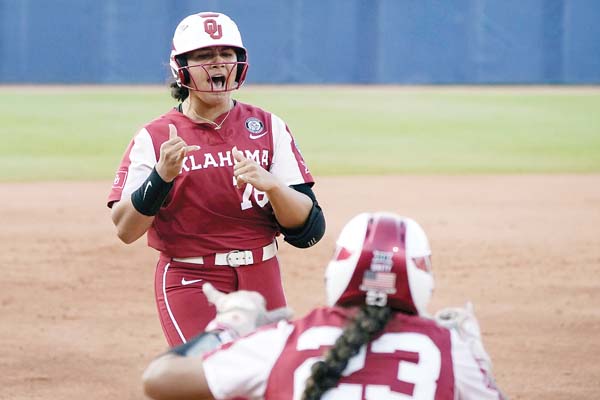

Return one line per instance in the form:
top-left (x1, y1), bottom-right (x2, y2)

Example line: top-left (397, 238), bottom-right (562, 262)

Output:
top-left (1, 86), bottom-right (599, 181)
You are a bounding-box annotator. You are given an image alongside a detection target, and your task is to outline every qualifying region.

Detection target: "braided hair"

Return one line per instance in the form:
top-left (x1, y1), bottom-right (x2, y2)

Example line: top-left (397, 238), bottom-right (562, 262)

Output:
top-left (301, 305), bottom-right (393, 400)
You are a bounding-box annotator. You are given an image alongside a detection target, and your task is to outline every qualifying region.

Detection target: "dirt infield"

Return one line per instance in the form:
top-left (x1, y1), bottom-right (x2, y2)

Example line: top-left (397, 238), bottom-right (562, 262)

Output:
top-left (1, 175), bottom-right (599, 399)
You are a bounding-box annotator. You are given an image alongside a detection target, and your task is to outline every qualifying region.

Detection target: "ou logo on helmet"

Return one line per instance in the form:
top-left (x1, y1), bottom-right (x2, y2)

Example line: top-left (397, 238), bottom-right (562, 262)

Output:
top-left (204, 19), bottom-right (223, 39)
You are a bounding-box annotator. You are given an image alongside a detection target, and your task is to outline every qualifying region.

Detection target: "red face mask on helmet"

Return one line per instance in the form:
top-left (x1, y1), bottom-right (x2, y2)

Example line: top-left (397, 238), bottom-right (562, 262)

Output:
top-left (325, 212), bottom-right (434, 315)
top-left (169, 12), bottom-right (249, 92)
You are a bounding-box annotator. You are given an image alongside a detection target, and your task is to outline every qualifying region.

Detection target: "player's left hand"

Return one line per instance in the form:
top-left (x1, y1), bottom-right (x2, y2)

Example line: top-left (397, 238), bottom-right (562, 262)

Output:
top-left (202, 283), bottom-right (293, 339)
top-left (232, 146), bottom-right (279, 191)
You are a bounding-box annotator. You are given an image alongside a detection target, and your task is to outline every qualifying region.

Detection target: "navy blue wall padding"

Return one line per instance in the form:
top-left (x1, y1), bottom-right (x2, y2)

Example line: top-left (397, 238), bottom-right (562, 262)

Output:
top-left (1, 0), bottom-right (598, 84)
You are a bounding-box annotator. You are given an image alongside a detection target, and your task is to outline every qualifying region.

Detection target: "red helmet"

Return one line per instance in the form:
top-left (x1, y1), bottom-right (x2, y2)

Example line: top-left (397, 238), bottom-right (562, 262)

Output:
top-left (325, 212), bottom-right (433, 315)
top-left (169, 12), bottom-right (248, 92)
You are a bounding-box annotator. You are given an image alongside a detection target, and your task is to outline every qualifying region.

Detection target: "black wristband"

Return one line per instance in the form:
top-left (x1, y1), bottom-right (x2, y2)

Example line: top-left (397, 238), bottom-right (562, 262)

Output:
top-left (130, 167), bottom-right (173, 216)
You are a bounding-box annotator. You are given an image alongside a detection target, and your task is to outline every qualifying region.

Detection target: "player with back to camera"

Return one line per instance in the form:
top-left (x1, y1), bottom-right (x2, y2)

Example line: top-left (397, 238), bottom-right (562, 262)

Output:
top-left (107, 12), bottom-right (325, 346)
top-left (142, 212), bottom-right (507, 400)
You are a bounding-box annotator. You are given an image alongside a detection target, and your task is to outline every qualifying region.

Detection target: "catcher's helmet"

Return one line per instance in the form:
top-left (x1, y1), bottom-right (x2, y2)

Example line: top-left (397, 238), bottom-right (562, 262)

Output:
top-left (169, 12), bottom-right (248, 92)
top-left (325, 212), bottom-right (433, 315)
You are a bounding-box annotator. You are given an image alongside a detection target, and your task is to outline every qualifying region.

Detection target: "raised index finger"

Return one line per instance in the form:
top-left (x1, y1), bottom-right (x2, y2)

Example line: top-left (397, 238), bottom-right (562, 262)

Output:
top-left (169, 124), bottom-right (178, 140)
top-left (232, 146), bottom-right (245, 163)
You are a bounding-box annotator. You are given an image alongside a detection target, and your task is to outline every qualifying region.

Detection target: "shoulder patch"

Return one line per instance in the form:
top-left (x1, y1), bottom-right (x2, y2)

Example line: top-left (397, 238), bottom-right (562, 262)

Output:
top-left (112, 170), bottom-right (127, 189)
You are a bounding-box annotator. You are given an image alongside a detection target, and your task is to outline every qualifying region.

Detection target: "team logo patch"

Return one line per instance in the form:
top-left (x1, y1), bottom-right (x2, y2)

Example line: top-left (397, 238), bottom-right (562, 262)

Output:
top-left (245, 117), bottom-right (264, 135)
top-left (112, 170), bottom-right (127, 189)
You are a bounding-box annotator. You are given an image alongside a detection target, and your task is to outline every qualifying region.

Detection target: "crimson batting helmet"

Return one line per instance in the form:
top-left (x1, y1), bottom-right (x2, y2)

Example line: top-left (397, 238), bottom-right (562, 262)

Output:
top-left (325, 212), bottom-right (433, 315)
top-left (169, 12), bottom-right (249, 92)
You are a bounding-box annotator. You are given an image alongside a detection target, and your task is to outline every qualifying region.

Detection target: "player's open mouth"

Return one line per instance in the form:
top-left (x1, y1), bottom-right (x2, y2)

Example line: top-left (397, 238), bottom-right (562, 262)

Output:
top-left (209, 75), bottom-right (226, 89)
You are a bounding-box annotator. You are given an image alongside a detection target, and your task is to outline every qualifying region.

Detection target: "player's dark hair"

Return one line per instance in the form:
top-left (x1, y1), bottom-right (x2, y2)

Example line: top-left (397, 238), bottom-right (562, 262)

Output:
top-left (169, 80), bottom-right (189, 102)
top-left (301, 305), bottom-right (392, 400)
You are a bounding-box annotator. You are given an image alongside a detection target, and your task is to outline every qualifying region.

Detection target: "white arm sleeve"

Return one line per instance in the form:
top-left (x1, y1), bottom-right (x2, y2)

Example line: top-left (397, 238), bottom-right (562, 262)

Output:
top-left (121, 128), bottom-right (157, 199)
top-left (451, 329), bottom-right (505, 400)
top-left (203, 321), bottom-right (294, 400)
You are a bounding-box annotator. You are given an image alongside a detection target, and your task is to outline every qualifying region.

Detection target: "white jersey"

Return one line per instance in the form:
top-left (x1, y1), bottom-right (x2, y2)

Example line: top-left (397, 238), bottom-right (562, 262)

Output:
top-left (202, 307), bottom-right (504, 400)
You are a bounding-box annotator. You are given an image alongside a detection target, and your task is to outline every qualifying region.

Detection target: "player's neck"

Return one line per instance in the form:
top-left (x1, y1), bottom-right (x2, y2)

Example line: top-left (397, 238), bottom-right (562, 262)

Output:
top-left (184, 97), bottom-right (234, 123)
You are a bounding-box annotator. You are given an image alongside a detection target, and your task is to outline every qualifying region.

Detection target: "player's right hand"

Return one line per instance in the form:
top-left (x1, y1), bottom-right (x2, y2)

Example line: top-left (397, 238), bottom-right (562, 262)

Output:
top-left (155, 124), bottom-right (200, 182)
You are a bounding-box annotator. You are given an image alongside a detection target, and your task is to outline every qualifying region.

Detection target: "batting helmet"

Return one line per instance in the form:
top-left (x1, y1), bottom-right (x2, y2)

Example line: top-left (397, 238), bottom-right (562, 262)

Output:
top-left (169, 12), bottom-right (248, 92)
top-left (325, 212), bottom-right (434, 315)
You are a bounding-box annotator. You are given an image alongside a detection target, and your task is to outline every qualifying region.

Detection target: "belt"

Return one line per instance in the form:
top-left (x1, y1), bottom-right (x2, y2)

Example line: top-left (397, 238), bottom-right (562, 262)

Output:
top-left (172, 241), bottom-right (277, 267)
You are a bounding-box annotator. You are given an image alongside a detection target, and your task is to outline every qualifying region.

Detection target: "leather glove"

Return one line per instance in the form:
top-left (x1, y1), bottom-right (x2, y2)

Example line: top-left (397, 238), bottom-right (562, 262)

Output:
top-left (203, 283), bottom-right (293, 340)
top-left (434, 302), bottom-right (493, 374)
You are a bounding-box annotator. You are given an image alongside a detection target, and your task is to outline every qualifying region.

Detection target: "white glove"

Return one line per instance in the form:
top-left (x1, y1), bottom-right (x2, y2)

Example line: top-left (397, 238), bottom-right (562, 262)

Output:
top-left (434, 302), bottom-right (493, 374)
top-left (203, 283), bottom-right (293, 340)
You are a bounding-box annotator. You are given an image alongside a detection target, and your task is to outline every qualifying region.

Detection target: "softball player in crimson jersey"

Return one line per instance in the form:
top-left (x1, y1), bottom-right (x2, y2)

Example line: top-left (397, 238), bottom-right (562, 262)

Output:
top-left (143, 213), bottom-right (506, 400)
top-left (108, 12), bottom-right (325, 346)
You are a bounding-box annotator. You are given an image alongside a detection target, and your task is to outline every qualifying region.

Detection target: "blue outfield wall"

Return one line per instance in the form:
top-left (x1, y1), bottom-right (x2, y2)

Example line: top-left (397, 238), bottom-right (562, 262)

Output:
top-left (0, 0), bottom-right (599, 84)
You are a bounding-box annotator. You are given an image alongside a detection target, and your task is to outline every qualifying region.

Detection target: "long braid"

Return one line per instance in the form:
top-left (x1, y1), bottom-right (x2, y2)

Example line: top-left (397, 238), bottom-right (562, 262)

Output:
top-left (301, 305), bottom-right (392, 400)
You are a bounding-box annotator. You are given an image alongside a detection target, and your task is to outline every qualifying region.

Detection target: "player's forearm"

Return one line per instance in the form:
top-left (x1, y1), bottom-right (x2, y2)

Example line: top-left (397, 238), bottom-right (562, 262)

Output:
top-left (111, 199), bottom-right (154, 244)
top-left (268, 183), bottom-right (313, 228)
top-left (143, 354), bottom-right (214, 400)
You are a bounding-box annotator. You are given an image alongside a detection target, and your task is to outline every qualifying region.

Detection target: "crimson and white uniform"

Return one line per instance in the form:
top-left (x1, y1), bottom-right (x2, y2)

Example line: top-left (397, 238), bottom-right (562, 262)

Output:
top-left (203, 307), bottom-right (504, 400)
top-left (108, 101), bottom-right (313, 345)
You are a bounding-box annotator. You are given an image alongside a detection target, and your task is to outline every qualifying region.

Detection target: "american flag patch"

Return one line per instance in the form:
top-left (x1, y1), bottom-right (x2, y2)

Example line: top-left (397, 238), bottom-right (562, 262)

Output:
top-left (359, 270), bottom-right (397, 294)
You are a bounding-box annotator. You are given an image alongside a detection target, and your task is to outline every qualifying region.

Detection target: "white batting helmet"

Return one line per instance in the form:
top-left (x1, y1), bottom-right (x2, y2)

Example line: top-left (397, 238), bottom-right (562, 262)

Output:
top-left (325, 212), bottom-right (434, 316)
top-left (169, 12), bottom-right (248, 92)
